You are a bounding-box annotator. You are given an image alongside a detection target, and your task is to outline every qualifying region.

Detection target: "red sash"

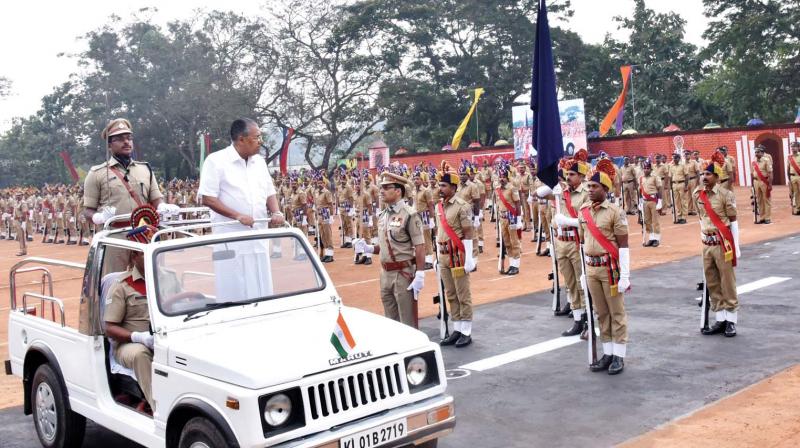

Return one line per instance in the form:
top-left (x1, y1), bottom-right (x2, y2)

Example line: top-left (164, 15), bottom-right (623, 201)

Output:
top-left (789, 156), bottom-right (800, 177)
top-left (580, 207), bottom-right (619, 261)
top-left (125, 275), bottom-right (147, 296)
top-left (563, 190), bottom-right (578, 218)
top-left (638, 177), bottom-right (656, 201)
top-left (751, 161), bottom-right (772, 198)
top-left (436, 202), bottom-right (465, 254)
top-left (109, 167), bottom-right (145, 206)
top-left (495, 188), bottom-right (517, 218)
top-left (698, 190), bottom-right (737, 267)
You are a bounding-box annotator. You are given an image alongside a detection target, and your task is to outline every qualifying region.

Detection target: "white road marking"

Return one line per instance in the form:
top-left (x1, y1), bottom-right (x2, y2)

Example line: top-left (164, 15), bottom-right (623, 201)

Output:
top-left (693, 276), bottom-right (790, 301)
top-left (488, 275), bottom-right (516, 282)
top-left (460, 336), bottom-right (581, 372)
top-left (337, 278), bottom-right (379, 288)
top-left (793, 251), bottom-right (799, 255)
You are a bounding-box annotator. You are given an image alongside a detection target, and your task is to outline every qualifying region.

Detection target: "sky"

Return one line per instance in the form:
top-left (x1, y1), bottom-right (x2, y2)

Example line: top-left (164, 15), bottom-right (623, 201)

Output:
top-left (0, 0), bottom-right (710, 132)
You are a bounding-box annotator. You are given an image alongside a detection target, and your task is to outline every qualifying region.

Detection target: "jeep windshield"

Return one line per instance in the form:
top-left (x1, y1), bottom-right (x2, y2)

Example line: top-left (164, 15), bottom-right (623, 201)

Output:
top-left (153, 234), bottom-right (325, 317)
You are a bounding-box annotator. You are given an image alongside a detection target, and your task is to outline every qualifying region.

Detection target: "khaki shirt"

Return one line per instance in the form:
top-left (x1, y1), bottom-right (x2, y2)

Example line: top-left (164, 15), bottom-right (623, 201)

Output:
top-left (83, 158), bottom-right (162, 215)
top-left (693, 185), bottom-right (736, 233)
top-left (578, 200), bottom-right (628, 257)
top-left (789, 154), bottom-right (800, 176)
top-left (456, 180), bottom-right (480, 203)
top-left (560, 182), bottom-right (590, 220)
top-left (685, 160), bottom-right (700, 178)
top-left (669, 162), bottom-right (687, 182)
top-left (752, 156), bottom-right (772, 183)
top-left (724, 156), bottom-right (736, 180)
top-left (638, 174), bottom-right (662, 196)
top-left (435, 195), bottom-right (473, 243)
top-left (337, 184), bottom-right (354, 209)
top-left (496, 183), bottom-right (520, 214)
top-left (655, 163), bottom-right (669, 182)
top-left (377, 203), bottom-right (424, 264)
top-left (314, 187), bottom-right (334, 211)
top-left (104, 266), bottom-right (150, 335)
top-left (621, 165), bottom-right (636, 183)
top-left (414, 187), bottom-right (433, 214)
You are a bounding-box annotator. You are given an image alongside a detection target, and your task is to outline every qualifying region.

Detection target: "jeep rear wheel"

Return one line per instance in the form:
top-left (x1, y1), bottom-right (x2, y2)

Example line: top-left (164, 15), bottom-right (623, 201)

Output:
top-left (178, 416), bottom-right (230, 448)
top-left (31, 363), bottom-right (86, 448)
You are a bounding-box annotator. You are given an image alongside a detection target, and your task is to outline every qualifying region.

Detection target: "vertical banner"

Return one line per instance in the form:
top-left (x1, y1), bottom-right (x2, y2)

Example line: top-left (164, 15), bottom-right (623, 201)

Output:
top-left (599, 65), bottom-right (632, 137)
top-left (279, 127), bottom-right (295, 175)
top-left (59, 150), bottom-right (80, 183)
top-left (451, 88), bottom-right (485, 150)
top-left (512, 99), bottom-right (586, 160)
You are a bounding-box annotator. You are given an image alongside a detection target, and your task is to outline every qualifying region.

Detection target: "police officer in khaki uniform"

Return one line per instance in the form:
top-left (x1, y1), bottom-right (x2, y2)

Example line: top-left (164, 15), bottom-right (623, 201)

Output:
top-left (685, 151), bottom-right (700, 215)
top-left (752, 145), bottom-right (773, 224)
top-left (495, 167), bottom-right (522, 275)
top-left (620, 157), bottom-right (637, 214)
top-left (413, 171), bottom-right (436, 269)
top-left (435, 162), bottom-right (476, 348)
top-left (578, 160), bottom-right (631, 375)
top-left (789, 142), bottom-right (800, 215)
top-left (353, 178), bottom-right (375, 265)
top-left (695, 152), bottom-right (741, 337)
top-left (83, 119), bottom-right (166, 272)
top-left (337, 174), bottom-right (356, 248)
top-left (356, 173), bottom-right (426, 328)
top-left (12, 191), bottom-right (29, 256)
top-left (719, 146), bottom-right (736, 192)
top-left (669, 152), bottom-right (688, 224)
top-left (638, 159), bottom-right (664, 247)
top-left (314, 177), bottom-right (336, 262)
top-left (655, 154), bottom-right (671, 213)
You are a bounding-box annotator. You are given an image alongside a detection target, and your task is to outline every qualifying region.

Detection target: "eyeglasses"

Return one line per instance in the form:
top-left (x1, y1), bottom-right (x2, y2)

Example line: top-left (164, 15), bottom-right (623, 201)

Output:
top-left (110, 134), bottom-right (133, 143)
top-left (380, 184), bottom-right (396, 190)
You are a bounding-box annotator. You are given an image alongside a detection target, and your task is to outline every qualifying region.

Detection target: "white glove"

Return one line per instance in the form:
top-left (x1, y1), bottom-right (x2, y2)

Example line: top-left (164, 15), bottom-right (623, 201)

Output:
top-left (478, 211), bottom-right (483, 220)
top-left (462, 239), bottom-right (476, 272)
top-left (406, 270), bottom-right (425, 298)
top-left (656, 199), bottom-right (663, 211)
top-left (536, 185), bottom-right (553, 198)
top-left (302, 216), bottom-right (308, 226)
top-left (618, 247), bottom-right (631, 293)
top-left (1, 213), bottom-right (9, 220)
top-left (472, 216), bottom-right (481, 228)
top-left (348, 209), bottom-right (356, 217)
top-left (57, 212), bottom-right (63, 219)
top-left (157, 203), bottom-right (180, 218)
top-left (69, 217), bottom-right (75, 224)
top-left (47, 213), bottom-right (53, 220)
top-left (580, 274), bottom-right (587, 291)
top-left (92, 206), bottom-right (117, 225)
top-left (428, 220), bottom-right (435, 230)
top-left (527, 194), bottom-right (534, 204)
top-left (326, 217), bottom-right (335, 225)
top-left (554, 213), bottom-right (579, 228)
top-left (637, 201), bottom-right (643, 211)
top-left (552, 184), bottom-right (563, 195)
top-left (730, 221), bottom-right (741, 259)
top-left (353, 238), bottom-right (366, 254)
top-left (131, 331), bottom-right (154, 350)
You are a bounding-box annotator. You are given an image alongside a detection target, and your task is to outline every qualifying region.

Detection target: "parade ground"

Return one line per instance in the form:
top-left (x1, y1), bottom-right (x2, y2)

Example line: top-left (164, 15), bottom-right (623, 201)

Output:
top-left (2, 186), bottom-right (800, 447)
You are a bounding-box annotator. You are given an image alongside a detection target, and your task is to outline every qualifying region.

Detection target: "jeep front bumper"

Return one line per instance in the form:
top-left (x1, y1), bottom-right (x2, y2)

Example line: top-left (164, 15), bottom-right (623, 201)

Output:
top-left (272, 394), bottom-right (455, 448)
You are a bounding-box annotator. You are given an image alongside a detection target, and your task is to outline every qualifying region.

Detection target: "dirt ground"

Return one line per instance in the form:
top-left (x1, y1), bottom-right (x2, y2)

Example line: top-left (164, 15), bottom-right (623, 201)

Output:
top-left (2, 186), bottom-right (799, 444)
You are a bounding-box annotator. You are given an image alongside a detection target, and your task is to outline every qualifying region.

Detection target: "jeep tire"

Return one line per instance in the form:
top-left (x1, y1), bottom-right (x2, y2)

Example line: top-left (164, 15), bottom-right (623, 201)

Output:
top-left (31, 363), bottom-right (86, 448)
top-left (179, 416), bottom-right (230, 448)
top-left (417, 440), bottom-right (438, 448)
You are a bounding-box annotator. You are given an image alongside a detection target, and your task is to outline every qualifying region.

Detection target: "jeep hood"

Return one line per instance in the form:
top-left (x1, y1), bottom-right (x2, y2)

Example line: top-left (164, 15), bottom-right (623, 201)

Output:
top-left (166, 305), bottom-right (431, 389)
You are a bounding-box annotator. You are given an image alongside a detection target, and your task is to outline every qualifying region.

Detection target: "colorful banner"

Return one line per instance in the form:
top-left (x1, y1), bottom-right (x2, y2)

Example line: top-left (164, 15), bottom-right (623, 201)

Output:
top-left (58, 150), bottom-right (79, 183)
top-left (599, 65), bottom-right (632, 137)
top-left (451, 87), bottom-right (485, 150)
top-left (512, 99), bottom-right (587, 160)
top-left (279, 127), bottom-right (295, 175)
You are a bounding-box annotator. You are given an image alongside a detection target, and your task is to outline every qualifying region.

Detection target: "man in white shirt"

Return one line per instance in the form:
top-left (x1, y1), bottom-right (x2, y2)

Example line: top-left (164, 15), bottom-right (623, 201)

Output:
top-left (198, 118), bottom-right (287, 301)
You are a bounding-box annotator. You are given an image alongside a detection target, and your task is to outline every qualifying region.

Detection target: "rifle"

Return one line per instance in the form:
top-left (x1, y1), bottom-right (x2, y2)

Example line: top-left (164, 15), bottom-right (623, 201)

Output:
top-left (432, 234), bottom-right (449, 340)
top-left (636, 182), bottom-right (646, 246)
top-left (549, 225), bottom-right (561, 314)
top-left (490, 191), bottom-right (497, 223)
top-left (620, 178), bottom-right (626, 212)
top-left (669, 179), bottom-right (677, 224)
top-left (578, 243), bottom-right (597, 365)
top-left (494, 200), bottom-right (500, 248)
top-left (698, 277), bottom-right (710, 331)
top-left (535, 202), bottom-right (544, 254)
top-left (498, 211), bottom-right (506, 274)
top-left (751, 184), bottom-right (759, 224)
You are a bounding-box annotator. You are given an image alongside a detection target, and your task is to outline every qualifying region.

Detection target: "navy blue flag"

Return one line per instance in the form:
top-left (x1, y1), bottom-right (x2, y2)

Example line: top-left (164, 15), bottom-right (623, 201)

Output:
top-left (530, 0), bottom-right (564, 188)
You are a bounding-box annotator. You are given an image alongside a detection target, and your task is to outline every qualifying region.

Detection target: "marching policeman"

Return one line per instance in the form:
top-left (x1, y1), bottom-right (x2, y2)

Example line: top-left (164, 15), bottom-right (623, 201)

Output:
top-left (355, 173), bottom-right (426, 328)
top-left (638, 159), bottom-right (664, 247)
top-left (789, 142), bottom-right (800, 215)
top-left (752, 145), bottom-right (772, 224)
top-left (669, 153), bottom-right (688, 224)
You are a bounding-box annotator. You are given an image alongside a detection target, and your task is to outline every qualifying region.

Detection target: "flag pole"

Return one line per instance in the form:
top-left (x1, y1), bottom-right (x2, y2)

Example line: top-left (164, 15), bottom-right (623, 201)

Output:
top-left (630, 65), bottom-right (637, 130)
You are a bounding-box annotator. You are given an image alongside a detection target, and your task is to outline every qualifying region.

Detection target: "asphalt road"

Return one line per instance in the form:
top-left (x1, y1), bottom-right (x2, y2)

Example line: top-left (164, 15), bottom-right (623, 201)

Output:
top-left (2, 233), bottom-right (799, 447)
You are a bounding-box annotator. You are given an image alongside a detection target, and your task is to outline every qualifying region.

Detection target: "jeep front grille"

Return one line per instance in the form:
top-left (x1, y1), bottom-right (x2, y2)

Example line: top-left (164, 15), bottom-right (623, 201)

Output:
top-left (307, 363), bottom-right (404, 420)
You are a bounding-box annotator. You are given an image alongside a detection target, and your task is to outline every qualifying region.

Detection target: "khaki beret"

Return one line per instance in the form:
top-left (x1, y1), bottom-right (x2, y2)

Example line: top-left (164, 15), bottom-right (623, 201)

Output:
top-left (101, 118), bottom-right (133, 140)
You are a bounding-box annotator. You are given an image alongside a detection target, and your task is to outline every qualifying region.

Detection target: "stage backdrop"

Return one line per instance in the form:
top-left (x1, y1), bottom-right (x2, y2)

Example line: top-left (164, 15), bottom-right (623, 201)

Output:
top-left (513, 98), bottom-right (587, 159)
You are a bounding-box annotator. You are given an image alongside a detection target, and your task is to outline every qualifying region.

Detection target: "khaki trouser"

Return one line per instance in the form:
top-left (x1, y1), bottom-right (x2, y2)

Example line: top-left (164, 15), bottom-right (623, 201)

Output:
top-left (358, 216), bottom-right (373, 240)
top-left (319, 220), bottom-right (333, 249)
top-left (422, 223), bottom-right (434, 256)
top-left (531, 201), bottom-right (540, 233)
top-left (555, 237), bottom-right (583, 311)
top-left (661, 180), bottom-right (672, 210)
top-left (643, 200), bottom-right (660, 234)
top-left (521, 193), bottom-right (531, 229)
top-left (537, 201), bottom-right (552, 241)
top-left (116, 342), bottom-right (154, 410)
top-left (500, 215), bottom-right (521, 258)
top-left (791, 175), bottom-right (800, 213)
top-left (720, 178), bottom-right (734, 193)
top-left (14, 219), bottom-right (26, 252)
top-left (586, 264), bottom-right (627, 344)
top-left (754, 180), bottom-right (771, 220)
top-left (623, 180), bottom-right (637, 213)
top-left (440, 263), bottom-right (472, 321)
top-left (339, 209), bottom-right (353, 241)
top-left (672, 184), bottom-right (687, 220)
top-left (702, 243), bottom-right (738, 312)
top-left (687, 177), bottom-right (699, 212)
top-left (380, 266), bottom-right (416, 327)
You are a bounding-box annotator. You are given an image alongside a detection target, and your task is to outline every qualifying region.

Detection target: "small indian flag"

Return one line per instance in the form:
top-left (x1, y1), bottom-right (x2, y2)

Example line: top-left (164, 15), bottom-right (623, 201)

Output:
top-left (330, 311), bottom-right (357, 358)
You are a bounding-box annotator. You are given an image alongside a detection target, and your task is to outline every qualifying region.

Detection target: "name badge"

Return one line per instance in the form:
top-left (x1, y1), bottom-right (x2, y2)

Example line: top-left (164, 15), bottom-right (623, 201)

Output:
top-left (389, 216), bottom-right (403, 227)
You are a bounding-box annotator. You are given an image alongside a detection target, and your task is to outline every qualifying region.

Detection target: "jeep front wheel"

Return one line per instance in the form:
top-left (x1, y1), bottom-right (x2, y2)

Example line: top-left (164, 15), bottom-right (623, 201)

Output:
top-left (31, 363), bottom-right (86, 448)
top-left (178, 416), bottom-right (230, 448)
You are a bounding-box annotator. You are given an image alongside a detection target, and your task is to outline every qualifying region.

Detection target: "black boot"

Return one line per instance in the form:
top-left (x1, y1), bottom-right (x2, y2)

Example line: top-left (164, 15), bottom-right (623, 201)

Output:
top-left (479, 246), bottom-right (484, 254)
top-left (590, 355), bottom-right (613, 372)
top-left (608, 356), bottom-right (624, 375)
top-left (455, 334), bottom-right (472, 348)
top-left (505, 266), bottom-right (519, 275)
top-left (363, 257), bottom-right (372, 266)
top-left (424, 263), bottom-right (434, 270)
top-left (724, 321), bottom-right (737, 337)
top-left (554, 303), bottom-right (572, 317)
top-left (702, 321), bottom-right (726, 335)
top-left (650, 240), bottom-right (660, 247)
top-left (561, 315), bottom-right (586, 337)
top-left (440, 331), bottom-right (462, 346)
top-left (354, 255), bottom-right (365, 264)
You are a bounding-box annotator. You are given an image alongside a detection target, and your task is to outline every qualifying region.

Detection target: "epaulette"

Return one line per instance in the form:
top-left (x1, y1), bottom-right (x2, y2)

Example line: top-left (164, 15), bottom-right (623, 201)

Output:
top-left (89, 162), bottom-right (108, 172)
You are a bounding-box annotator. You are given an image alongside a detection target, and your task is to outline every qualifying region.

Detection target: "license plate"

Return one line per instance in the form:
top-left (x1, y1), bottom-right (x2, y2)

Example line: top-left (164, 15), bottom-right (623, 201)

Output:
top-left (340, 418), bottom-right (408, 448)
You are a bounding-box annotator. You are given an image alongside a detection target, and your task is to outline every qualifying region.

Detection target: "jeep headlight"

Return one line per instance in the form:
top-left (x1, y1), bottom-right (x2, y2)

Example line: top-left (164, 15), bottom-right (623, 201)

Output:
top-left (264, 393), bottom-right (292, 426)
top-left (406, 356), bottom-right (427, 386)
top-left (403, 351), bottom-right (440, 392)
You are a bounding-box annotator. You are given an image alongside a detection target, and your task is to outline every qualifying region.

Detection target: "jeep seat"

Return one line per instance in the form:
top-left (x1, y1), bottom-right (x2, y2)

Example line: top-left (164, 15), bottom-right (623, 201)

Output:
top-left (99, 272), bottom-right (138, 380)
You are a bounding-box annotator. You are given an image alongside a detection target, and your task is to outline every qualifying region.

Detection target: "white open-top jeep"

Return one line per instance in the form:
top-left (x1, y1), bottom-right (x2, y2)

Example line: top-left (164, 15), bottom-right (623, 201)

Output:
top-left (5, 214), bottom-right (454, 448)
